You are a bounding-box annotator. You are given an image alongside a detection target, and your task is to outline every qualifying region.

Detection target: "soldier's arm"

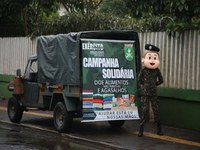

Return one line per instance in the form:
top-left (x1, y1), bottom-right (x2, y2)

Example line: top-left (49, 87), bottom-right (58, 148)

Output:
top-left (156, 69), bottom-right (163, 86)
top-left (138, 69), bottom-right (144, 85)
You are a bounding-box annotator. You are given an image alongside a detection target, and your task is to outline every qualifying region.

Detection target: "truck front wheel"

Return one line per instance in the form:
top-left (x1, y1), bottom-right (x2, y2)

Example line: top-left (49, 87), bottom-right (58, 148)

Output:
top-left (7, 96), bottom-right (24, 123)
top-left (53, 102), bottom-right (72, 133)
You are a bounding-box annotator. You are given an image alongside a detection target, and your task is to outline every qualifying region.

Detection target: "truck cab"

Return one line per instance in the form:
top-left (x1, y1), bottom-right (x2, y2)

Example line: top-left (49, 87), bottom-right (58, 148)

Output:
top-left (8, 55), bottom-right (81, 132)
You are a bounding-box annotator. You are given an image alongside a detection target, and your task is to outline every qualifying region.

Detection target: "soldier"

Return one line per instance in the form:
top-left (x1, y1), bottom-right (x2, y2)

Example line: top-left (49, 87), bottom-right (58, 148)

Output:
top-left (138, 44), bottom-right (164, 137)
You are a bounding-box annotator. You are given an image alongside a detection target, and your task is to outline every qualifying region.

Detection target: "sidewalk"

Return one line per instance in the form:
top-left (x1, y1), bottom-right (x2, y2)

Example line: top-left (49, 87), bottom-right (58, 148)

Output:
top-left (130, 121), bottom-right (200, 145)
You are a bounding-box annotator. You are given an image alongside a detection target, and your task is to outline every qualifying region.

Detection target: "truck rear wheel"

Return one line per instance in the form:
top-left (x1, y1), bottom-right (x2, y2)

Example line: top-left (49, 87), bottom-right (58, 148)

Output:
top-left (108, 120), bottom-right (125, 128)
top-left (7, 96), bottom-right (24, 123)
top-left (53, 102), bottom-right (72, 133)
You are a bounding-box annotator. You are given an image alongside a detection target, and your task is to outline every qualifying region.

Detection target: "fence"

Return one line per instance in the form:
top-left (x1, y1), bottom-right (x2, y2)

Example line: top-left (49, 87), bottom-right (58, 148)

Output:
top-left (0, 37), bottom-right (37, 75)
top-left (0, 31), bottom-right (200, 90)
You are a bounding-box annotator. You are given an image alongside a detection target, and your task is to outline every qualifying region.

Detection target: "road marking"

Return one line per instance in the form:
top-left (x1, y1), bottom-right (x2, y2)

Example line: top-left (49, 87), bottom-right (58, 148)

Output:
top-left (0, 106), bottom-right (53, 118)
top-left (132, 131), bottom-right (200, 147)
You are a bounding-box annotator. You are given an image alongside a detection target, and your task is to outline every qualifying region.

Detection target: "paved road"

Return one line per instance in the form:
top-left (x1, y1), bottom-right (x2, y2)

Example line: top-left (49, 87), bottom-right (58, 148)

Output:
top-left (1, 99), bottom-right (200, 150)
top-left (0, 120), bottom-right (109, 150)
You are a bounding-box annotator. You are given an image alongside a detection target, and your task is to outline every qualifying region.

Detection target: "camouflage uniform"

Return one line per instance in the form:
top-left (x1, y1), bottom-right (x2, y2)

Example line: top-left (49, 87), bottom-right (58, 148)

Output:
top-left (138, 67), bottom-right (163, 126)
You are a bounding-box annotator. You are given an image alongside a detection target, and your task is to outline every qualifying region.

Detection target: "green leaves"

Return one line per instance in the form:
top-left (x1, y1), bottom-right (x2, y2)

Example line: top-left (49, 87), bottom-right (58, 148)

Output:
top-left (125, 0), bottom-right (200, 33)
top-left (1, 0), bottom-right (199, 37)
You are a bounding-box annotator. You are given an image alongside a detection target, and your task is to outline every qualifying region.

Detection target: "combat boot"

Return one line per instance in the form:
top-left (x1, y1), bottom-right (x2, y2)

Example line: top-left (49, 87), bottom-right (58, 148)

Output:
top-left (138, 125), bottom-right (144, 137)
top-left (157, 124), bottom-right (164, 135)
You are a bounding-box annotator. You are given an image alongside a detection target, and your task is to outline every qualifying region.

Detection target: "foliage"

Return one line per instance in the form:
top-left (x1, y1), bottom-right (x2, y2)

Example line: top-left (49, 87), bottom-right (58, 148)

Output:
top-left (59, 0), bottom-right (103, 13)
top-left (33, 0), bottom-right (142, 36)
top-left (0, 0), bottom-right (199, 37)
top-left (13, 0), bottom-right (141, 37)
top-left (125, 0), bottom-right (200, 33)
top-left (0, 0), bottom-right (59, 37)
top-left (32, 11), bottom-right (138, 36)
top-left (0, 0), bottom-right (29, 36)
top-left (97, 0), bottom-right (129, 17)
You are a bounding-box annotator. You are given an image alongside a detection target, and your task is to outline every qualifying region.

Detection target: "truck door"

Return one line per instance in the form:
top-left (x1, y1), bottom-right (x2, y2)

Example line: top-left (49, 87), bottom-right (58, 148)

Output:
top-left (22, 57), bottom-right (40, 107)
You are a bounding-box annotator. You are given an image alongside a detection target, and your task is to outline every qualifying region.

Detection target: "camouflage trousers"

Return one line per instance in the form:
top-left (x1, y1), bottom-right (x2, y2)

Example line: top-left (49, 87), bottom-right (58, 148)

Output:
top-left (139, 96), bottom-right (161, 126)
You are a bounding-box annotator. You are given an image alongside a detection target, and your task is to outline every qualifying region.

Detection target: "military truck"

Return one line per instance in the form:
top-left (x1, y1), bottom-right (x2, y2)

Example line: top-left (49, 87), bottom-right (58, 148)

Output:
top-left (7, 31), bottom-right (141, 132)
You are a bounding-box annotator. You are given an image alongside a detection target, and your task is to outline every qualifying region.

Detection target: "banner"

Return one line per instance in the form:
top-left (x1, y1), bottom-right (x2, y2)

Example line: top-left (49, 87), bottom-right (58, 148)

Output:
top-left (81, 39), bottom-right (139, 122)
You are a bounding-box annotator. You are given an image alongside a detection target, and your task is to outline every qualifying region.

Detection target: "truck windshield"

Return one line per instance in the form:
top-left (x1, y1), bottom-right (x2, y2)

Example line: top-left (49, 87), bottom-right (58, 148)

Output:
top-left (24, 58), bottom-right (38, 81)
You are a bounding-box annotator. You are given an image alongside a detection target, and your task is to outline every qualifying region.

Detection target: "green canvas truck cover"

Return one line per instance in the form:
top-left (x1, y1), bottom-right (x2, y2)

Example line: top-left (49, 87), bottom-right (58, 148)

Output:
top-left (37, 33), bottom-right (80, 85)
top-left (37, 30), bottom-right (141, 85)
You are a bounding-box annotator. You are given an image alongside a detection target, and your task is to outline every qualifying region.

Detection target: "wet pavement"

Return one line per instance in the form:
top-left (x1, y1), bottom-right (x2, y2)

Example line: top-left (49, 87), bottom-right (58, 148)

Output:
top-left (0, 99), bottom-right (200, 150)
top-left (0, 121), bottom-right (108, 150)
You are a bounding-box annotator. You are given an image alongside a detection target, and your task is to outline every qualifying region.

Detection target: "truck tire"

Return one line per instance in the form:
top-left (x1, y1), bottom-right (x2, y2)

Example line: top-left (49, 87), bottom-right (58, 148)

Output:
top-left (108, 120), bottom-right (125, 128)
top-left (53, 102), bottom-right (72, 133)
top-left (7, 96), bottom-right (24, 123)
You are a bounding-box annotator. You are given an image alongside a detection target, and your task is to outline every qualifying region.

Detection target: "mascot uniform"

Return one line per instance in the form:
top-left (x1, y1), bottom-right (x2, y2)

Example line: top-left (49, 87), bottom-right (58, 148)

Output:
top-left (138, 44), bottom-right (164, 137)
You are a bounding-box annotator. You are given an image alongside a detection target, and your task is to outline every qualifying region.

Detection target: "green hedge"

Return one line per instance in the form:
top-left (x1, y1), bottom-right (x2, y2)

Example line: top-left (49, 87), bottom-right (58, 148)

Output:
top-left (0, 74), bottom-right (14, 99)
top-left (158, 88), bottom-right (200, 102)
top-left (158, 88), bottom-right (200, 131)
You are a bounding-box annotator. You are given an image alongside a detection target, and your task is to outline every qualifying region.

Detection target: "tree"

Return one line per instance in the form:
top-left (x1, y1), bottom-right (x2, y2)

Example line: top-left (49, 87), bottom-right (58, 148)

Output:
top-left (97, 0), bottom-right (129, 17)
top-left (33, 0), bottom-right (139, 36)
top-left (59, 0), bottom-right (103, 13)
top-left (26, 0), bottom-right (59, 36)
top-left (0, 0), bottom-right (59, 37)
top-left (1, 0), bottom-right (199, 37)
top-left (0, 0), bottom-right (30, 36)
top-left (125, 0), bottom-right (200, 33)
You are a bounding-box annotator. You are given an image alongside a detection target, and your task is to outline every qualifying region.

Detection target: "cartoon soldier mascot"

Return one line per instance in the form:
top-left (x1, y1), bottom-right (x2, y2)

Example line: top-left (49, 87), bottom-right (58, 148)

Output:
top-left (138, 44), bottom-right (164, 137)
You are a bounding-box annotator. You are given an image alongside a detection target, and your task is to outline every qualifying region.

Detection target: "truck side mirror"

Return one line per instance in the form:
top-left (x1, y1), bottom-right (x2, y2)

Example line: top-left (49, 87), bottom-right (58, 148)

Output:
top-left (16, 69), bottom-right (21, 77)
